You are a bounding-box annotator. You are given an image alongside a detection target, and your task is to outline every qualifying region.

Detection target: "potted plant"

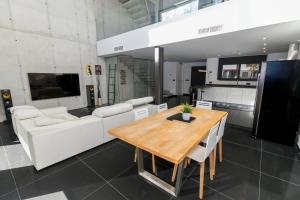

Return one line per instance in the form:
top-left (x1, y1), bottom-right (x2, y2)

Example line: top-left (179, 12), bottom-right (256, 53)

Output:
top-left (181, 102), bottom-right (193, 121)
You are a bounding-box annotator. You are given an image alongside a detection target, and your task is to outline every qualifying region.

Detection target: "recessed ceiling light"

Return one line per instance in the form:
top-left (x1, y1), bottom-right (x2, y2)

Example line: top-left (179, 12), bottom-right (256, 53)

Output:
top-left (263, 37), bottom-right (267, 40)
top-left (264, 43), bottom-right (267, 46)
top-left (262, 47), bottom-right (266, 50)
top-left (217, 54), bottom-right (221, 57)
top-left (297, 39), bottom-right (300, 42)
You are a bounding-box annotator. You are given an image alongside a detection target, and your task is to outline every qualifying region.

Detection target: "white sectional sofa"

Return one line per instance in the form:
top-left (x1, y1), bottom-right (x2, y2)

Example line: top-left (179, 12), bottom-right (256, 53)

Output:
top-left (11, 106), bottom-right (103, 170)
top-left (11, 96), bottom-right (156, 170)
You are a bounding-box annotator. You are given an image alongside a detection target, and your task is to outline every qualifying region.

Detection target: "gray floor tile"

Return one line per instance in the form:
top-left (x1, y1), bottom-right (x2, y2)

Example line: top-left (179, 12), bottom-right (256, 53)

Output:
top-left (173, 179), bottom-right (232, 200)
top-left (260, 174), bottom-right (300, 200)
top-left (261, 152), bottom-right (300, 185)
top-left (191, 160), bottom-right (260, 200)
top-left (223, 126), bottom-right (260, 149)
top-left (12, 156), bottom-right (79, 188)
top-left (262, 140), bottom-right (299, 161)
top-left (0, 170), bottom-right (17, 197)
top-left (83, 143), bottom-right (136, 181)
top-left (76, 140), bottom-right (117, 160)
top-left (84, 184), bottom-right (127, 200)
top-left (18, 162), bottom-right (106, 200)
top-left (0, 190), bottom-right (20, 200)
top-left (110, 165), bottom-right (172, 200)
top-left (223, 141), bottom-right (261, 171)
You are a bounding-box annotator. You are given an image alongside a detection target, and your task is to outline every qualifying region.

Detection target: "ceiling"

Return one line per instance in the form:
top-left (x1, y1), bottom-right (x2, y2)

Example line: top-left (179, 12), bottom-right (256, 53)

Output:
top-left (107, 20), bottom-right (300, 62)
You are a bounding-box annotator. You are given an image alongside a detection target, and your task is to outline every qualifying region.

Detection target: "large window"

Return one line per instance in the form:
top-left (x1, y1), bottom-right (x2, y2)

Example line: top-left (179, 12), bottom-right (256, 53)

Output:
top-left (160, 0), bottom-right (199, 22)
top-left (218, 56), bottom-right (266, 81)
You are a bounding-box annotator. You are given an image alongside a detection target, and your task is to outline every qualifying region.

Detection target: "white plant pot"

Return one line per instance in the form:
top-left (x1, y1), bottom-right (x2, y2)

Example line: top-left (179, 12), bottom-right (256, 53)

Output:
top-left (182, 113), bottom-right (191, 121)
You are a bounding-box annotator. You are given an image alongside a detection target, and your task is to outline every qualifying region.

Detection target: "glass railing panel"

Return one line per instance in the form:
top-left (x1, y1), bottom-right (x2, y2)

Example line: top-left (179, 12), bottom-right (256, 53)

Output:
top-left (96, 0), bottom-right (228, 40)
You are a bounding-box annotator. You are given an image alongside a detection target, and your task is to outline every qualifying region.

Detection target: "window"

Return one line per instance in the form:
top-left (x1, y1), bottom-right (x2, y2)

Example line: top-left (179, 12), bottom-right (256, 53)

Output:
top-left (160, 1), bottom-right (199, 22)
top-left (218, 55), bottom-right (266, 81)
top-left (239, 64), bottom-right (260, 79)
top-left (221, 64), bottom-right (239, 79)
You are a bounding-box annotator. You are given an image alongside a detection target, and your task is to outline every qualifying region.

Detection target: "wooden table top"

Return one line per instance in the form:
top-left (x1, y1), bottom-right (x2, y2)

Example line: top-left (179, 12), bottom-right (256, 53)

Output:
top-left (109, 106), bottom-right (227, 164)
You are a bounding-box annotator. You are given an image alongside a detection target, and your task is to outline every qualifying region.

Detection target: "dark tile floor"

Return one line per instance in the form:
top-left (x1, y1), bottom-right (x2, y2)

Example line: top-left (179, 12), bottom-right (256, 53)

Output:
top-left (1, 107), bottom-right (300, 199)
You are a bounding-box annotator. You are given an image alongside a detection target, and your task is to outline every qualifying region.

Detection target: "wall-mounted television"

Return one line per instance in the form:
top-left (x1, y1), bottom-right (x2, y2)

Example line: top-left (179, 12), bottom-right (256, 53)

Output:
top-left (28, 73), bottom-right (81, 100)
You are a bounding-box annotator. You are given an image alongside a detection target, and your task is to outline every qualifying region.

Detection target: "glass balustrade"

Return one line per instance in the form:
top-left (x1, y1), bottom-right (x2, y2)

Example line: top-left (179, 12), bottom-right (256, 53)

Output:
top-left (96, 0), bottom-right (228, 40)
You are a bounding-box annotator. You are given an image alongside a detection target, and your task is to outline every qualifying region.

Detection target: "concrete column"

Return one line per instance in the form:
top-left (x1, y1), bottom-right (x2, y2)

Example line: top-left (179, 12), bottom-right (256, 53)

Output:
top-left (154, 47), bottom-right (164, 105)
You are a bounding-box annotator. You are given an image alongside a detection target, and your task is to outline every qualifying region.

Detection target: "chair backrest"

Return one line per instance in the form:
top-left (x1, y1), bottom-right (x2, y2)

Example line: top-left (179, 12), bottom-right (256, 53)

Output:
top-left (204, 122), bottom-right (220, 158)
top-left (196, 101), bottom-right (212, 110)
top-left (217, 114), bottom-right (228, 141)
top-left (134, 107), bottom-right (149, 120)
top-left (157, 103), bottom-right (168, 112)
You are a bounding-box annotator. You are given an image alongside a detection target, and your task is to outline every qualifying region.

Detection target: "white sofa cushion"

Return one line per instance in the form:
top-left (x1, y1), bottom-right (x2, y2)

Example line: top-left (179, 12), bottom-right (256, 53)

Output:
top-left (126, 96), bottom-right (154, 107)
top-left (49, 113), bottom-right (79, 121)
top-left (33, 116), bottom-right (66, 127)
top-left (40, 107), bottom-right (68, 116)
top-left (14, 108), bottom-right (41, 120)
top-left (92, 103), bottom-right (133, 118)
top-left (10, 105), bottom-right (36, 114)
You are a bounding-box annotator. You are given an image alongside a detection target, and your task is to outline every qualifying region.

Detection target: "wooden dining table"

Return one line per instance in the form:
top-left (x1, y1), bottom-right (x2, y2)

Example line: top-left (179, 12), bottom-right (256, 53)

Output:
top-left (108, 105), bottom-right (227, 197)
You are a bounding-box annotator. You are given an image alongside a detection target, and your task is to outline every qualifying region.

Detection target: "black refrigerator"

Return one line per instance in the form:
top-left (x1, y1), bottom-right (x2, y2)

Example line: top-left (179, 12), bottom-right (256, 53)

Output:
top-left (253, 60), bottom-right (300, 146)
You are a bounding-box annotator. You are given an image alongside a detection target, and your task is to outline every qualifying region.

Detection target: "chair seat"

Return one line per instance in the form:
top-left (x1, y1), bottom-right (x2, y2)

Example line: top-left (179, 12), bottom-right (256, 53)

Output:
top-left (187, 145), bottom-right (206, 163)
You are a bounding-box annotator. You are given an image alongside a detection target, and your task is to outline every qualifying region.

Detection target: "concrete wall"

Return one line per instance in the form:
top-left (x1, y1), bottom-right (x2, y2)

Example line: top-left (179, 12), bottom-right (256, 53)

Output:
top-left (95, 0), bottom-right (138, 40)
top-left (0, 0), bottom-right (107, 122)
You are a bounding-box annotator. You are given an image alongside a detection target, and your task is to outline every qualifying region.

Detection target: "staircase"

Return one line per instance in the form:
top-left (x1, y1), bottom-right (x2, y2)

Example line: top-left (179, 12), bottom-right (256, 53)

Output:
top-left (120, 0), bottom-right (152, 27)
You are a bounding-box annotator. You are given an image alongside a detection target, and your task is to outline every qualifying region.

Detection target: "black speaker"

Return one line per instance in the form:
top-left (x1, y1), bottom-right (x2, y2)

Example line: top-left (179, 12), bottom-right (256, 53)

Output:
top-left (1, 89), bottom-right (13, 124)
top-left (86, 85), bottom-right (95, 108)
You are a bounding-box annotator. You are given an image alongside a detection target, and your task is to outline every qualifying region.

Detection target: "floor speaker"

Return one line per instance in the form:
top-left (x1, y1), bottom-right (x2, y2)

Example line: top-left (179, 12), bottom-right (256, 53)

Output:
top-left (86, 85), bottom-right (95, 108)
top-left (1, 89), bottom-right (13, 123)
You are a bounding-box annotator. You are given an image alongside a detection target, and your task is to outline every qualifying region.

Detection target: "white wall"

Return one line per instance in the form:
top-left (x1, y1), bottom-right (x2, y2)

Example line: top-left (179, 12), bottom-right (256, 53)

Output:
top-left (0, 0), bottom-right (107, 122)
top-left (181, 61), bottom-right (206, 94)
top-left (163, 62), bottom-right (180, 95)
top-left (97, 0), bottom-right (300, 56)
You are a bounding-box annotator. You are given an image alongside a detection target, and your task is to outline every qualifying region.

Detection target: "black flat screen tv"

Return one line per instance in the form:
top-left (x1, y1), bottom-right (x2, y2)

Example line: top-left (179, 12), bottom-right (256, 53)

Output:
top-left (28, 73), bottom-right (81, 100)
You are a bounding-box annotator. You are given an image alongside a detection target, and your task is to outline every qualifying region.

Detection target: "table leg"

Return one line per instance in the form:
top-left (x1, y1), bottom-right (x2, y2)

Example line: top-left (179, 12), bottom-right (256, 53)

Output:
top-left (137, 148), bottom-right (144, 172)
top-left (175, 161), bottom-right (184, 196)
top-left (136, 148), bottom-right (185, 197)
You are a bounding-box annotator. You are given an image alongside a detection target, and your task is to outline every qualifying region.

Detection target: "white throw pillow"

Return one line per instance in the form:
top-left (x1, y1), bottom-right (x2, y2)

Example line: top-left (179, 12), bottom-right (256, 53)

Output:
top-left (49, 113), bottom-right (79, 121)
top-left (40, 107), bottom-right (68, 116)
top-left (10, 105), bottom-right (36, 114)
top-left (14, 108), bottom-right (41, 120)
top-left (34, 116), bottom-right (66, 127)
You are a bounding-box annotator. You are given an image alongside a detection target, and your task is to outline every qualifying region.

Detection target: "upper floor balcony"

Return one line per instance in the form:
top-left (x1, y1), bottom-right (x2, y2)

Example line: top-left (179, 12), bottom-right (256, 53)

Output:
top-left (96, 0), bottom-right (227, 40)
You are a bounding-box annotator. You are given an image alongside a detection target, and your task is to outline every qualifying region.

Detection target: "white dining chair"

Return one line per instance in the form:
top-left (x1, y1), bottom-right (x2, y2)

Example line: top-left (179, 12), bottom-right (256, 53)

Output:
top-left (132, 108), bottom-right (158, 174)
top-left (195, 101), bottom-right (213, 145)
top-left (187, 122), bottom-right (220, 199)
top-left (134, 107), bottom-right (149, 120)
top-left (157, 103), bottom-right (168, 112)
top-left (196, 100), bottom-right (212, 110)
top-left (217, 114), bottom-right (227, 162)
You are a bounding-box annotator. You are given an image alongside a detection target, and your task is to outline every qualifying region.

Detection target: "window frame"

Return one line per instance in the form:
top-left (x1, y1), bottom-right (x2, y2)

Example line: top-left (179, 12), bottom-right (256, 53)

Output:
top-left (217, 55), bottom-right (266, 81)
